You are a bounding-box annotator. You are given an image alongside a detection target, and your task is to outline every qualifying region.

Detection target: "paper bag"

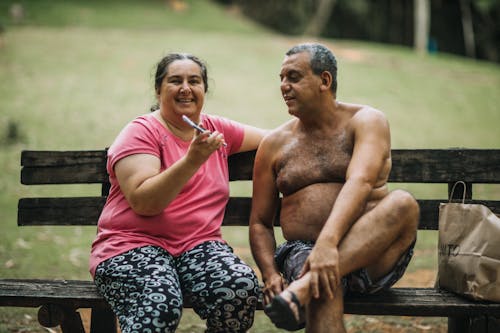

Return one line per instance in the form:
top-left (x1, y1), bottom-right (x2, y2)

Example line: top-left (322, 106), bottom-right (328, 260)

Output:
top-left (436, 181), bottom-right (500, 302)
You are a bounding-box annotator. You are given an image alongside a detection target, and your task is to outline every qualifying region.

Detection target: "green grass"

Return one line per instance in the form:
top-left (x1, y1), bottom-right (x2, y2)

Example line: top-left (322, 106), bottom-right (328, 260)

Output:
top-left (0, 0), bottom-right (499, 332)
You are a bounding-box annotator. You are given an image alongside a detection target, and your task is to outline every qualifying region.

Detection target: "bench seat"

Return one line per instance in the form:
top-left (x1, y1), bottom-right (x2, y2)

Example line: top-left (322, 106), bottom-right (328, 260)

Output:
top-left (2, 279), bottom-right (500, 317)
top-left (1, 148), bottom-right (499, 333)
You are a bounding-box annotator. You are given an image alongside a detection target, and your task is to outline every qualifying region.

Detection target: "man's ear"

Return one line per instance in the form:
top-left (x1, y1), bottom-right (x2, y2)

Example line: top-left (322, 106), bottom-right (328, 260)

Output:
top-left (320, 71), bottom-right (332, 92)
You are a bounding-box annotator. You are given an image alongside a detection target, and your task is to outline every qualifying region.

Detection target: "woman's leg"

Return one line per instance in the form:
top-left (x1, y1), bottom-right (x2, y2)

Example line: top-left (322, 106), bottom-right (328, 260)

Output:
top-left (94, 246), bottom-right (183, 333)
top-left (178, 241), bottom-right (260, 333)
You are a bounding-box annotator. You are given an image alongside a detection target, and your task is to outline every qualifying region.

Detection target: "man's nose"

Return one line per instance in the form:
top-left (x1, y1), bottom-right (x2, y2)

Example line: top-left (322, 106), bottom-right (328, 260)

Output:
top-left (280, 80), bottom-right (290, 92)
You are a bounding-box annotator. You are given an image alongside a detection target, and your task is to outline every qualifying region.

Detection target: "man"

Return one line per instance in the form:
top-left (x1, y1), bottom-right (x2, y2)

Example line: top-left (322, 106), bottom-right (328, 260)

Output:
top-left (249, 43), bottom-right (419, 332)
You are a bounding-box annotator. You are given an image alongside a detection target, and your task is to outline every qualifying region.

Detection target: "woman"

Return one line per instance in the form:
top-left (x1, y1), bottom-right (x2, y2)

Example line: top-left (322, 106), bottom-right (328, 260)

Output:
top-left (89, 53), bottom-right (266, 333)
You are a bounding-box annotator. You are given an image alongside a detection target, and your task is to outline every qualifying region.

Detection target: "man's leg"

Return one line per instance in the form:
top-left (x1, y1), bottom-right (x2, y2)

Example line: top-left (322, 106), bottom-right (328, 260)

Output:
top-left (273, 189), bottom-right (419, 331)
top-left (307, 282), bottom-right (346, 333)
top-left (337, 189), bottom-right (419, 281)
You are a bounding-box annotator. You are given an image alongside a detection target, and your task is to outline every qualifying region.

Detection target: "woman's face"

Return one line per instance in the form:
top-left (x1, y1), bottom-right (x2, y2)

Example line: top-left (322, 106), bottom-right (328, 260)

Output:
top-left (158, 59), bottom-right (205, 118)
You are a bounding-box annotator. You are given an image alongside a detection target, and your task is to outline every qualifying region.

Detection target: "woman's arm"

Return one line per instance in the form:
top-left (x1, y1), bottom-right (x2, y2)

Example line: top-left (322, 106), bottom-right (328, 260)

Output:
top-left (237, 125), bottom-right (269, 153)
top-left (115, 130), bottom-right (224, 216)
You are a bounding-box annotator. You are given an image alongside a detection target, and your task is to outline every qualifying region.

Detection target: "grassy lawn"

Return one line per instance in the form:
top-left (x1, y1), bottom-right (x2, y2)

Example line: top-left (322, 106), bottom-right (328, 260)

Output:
top-left (0, 0), bottom-right (499, 332)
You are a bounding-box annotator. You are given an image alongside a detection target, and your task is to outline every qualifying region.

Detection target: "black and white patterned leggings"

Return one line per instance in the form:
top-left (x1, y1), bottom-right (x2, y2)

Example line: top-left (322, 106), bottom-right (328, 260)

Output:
top-left (94, 241), bottom-right (260, 333)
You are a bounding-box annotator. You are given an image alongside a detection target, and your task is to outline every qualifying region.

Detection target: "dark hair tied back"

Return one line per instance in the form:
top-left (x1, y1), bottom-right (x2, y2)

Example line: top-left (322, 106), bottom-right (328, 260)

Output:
top-left (151, 53), bottom-right (208, 111)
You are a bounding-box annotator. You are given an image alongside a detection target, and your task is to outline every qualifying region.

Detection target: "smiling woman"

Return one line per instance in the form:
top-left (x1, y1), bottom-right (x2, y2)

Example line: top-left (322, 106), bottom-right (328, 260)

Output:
top-left (88, 52), bottom-right (267, 333)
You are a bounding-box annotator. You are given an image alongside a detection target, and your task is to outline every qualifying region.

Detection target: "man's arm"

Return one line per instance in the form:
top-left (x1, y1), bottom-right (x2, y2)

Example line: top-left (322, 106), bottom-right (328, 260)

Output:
top-left (249, 135), bottom-right (283, 304)
top-left (304, 107), bottom-right (391, 298)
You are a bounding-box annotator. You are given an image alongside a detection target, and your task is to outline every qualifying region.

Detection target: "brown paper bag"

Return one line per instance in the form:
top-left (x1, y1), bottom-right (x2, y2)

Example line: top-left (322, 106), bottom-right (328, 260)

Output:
top-left (436, 181), bottom-right (500, 302)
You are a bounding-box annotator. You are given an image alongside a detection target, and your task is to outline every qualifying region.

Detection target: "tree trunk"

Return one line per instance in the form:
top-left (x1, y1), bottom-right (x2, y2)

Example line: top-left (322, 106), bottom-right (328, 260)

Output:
top-left (459, 0), bottom-right (476, 58)
top-left (303, 0), bottom-right (337, 37)
top-left (413, 0), bottom-right (430, 54)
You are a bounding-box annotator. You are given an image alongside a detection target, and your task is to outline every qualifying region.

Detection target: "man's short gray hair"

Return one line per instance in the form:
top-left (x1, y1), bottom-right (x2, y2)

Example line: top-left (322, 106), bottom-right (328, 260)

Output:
top-left (286, 43), bottom-right (338, 93)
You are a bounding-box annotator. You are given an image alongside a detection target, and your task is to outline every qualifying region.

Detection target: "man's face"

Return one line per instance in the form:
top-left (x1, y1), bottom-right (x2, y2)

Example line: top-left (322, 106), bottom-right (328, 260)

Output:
top-left (279, 52), bottom-right (322, 117)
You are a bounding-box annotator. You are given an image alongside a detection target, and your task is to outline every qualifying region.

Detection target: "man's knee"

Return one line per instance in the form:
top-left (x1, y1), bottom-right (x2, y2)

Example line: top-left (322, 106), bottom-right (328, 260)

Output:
top-left (384, 190), bottom-right (420, 247)
top-left (389, 190), bottom-right (419, 226)
top-left (390, 189), bottom-right (419, 214)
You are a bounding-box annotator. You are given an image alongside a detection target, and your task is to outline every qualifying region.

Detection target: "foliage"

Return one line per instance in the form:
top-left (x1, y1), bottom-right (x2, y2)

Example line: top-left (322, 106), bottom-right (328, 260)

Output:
top-left (237, 0), bottom-right (316, 35)
top-left (232, 0), bottom-right (500, 62)
top-left (0, 0), bottom-right (263, 34)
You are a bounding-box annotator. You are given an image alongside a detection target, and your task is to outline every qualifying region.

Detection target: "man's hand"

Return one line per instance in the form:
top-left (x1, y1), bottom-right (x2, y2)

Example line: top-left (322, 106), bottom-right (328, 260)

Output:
top-left (263, 273), bottom-right (286, 305)
top-left (300, 244), bottom-right (340, 299)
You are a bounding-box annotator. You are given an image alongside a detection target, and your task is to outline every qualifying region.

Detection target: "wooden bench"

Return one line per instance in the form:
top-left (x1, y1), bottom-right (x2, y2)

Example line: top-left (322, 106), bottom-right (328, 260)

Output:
top-left (1, 148), bottom-right (499, 332)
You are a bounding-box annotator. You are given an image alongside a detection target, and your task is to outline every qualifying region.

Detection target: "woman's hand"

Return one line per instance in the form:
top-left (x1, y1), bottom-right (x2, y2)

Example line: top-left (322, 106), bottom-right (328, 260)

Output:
top-left (185, 130), bottom-right (224, 164)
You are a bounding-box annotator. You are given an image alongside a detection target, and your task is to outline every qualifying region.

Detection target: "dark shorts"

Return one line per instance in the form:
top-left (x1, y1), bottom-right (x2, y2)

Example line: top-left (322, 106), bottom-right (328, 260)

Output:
top-left (275, 239), bottom-right (415, 295)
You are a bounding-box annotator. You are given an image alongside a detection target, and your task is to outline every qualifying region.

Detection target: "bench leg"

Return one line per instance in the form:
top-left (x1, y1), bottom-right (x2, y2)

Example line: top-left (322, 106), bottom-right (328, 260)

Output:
top-left (449, 316), bottom-right (499, 333)
top-left (60, 309), bottom-right (85, 333)
top-left (487, 316), bottom-right (500, 332)
top-left (37, 304), bottom-right (85, 333)
top-left (90, 306), bottom-right (117, 333)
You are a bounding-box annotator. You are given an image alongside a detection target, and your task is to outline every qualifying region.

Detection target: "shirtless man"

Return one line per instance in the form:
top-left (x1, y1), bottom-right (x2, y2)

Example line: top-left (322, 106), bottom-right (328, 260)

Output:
top-left (249, 43), bottom-right (419, 332)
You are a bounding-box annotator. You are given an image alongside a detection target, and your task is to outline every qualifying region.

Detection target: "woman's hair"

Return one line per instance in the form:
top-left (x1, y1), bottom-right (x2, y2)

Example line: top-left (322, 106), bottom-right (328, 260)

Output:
top-left (151, 53), bottom-right (208, 111)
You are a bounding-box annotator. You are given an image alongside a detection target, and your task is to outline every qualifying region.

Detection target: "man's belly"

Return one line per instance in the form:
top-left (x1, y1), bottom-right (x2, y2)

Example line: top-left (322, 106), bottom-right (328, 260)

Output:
top-left (280, 183), bottom-right (343, 241)
top-left (279, 182), bottom-right (388, 241)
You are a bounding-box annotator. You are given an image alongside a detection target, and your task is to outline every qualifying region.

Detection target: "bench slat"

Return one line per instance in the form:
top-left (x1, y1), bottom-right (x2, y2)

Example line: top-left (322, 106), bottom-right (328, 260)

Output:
top-left (17, 197), bottom-right (500, 229)
top-left (21, 150), bottom-right (108, 185)
top-left (18, 197), bottom-right (107, 226)
top-left (390, 149), bottom-right (500, 183)
top-left (20, 149), bottom-right (500, 184)
top-left (1, 279), bottom-right (499, 317)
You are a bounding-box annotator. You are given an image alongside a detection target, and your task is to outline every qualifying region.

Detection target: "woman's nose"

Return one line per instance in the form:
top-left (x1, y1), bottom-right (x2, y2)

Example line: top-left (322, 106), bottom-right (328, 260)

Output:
top-left (180, 81), bottom-right (190, 93)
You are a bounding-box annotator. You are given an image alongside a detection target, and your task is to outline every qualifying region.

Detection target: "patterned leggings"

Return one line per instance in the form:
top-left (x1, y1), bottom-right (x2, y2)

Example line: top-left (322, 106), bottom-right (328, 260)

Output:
top-left (94, 241), bottom-right (260, 333)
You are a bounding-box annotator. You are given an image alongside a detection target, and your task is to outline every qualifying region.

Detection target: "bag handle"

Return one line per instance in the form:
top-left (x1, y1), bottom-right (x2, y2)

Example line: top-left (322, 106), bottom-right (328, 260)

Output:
top-left (449, 181), bottom-right (466, 203)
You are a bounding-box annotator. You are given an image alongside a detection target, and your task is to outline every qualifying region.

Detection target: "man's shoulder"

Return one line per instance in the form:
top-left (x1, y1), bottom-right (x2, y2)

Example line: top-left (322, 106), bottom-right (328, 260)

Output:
top-left (266, 119), bottom-right (296, 138)
top-left (349, 104), bottom-right (388, 125)
top-left (258, 119), bottom-right (296, 151)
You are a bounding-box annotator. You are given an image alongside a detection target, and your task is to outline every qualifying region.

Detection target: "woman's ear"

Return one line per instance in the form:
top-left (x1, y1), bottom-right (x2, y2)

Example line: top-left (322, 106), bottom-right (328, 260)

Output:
top-left (320, 71), bottom-right (332, 92)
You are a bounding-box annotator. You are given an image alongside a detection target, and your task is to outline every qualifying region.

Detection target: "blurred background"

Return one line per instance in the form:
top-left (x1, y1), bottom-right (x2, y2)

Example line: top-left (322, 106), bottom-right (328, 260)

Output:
top-left (0, 0), bottom-right (499, 332)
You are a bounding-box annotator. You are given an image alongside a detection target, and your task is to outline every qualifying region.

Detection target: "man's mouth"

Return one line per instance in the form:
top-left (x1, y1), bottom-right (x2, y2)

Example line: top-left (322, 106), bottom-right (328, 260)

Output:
top-left (283, 95), bottom-right (295, 104)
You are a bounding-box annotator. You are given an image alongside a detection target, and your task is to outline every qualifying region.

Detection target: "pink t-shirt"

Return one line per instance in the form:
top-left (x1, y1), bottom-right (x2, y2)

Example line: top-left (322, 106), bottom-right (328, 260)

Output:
top-left (89, 113), bottom-right (244, 277)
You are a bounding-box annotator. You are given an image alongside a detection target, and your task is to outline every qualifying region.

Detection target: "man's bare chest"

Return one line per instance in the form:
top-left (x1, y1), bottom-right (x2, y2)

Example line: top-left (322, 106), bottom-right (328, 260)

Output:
top-left (275, 131), bottom-right (353, 195)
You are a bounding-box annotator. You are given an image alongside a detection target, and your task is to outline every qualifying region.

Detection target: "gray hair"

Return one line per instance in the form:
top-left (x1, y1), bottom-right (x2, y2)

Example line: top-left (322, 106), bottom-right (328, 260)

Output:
top-left (286, 43), bottom-right (337, 93)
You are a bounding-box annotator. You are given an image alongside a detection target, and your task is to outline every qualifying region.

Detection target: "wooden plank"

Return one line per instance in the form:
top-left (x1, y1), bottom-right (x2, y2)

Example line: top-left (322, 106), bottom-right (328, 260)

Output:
top-left (228, 150), bottom-right (255, 181)
top-left (21, 150), bottom-right (107, 167)
top-left (18, 197), bottom-right (500, 229)
top-left (20, 149), bottom-right (500, 184)
top-left (344, 288), bottom-right (500, 317)
top-left (390, 149), bottom-right (500, 183)
top-left (1, 280), bottom-right (499, 317)
top-left (18, 197), bottom-right (106, 226)
top-left (21, 150), bottom-right (107, 185)
top-left (21, 165), bottom-right (108, 185)
top-left (18, 149), bottom-right (500, 184)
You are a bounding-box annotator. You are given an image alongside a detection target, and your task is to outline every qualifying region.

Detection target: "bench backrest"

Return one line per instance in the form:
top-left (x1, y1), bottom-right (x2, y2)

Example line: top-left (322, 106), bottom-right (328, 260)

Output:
top-left (18, 149), bottom-right (500, 230)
